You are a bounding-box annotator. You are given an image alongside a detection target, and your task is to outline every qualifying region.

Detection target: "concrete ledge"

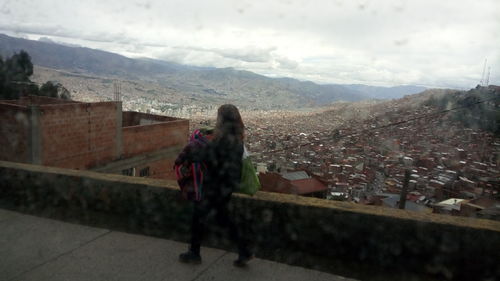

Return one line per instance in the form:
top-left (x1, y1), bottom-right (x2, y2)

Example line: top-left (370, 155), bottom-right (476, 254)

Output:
top-left (0, 209), bottom-right (355, 281)
top-left (1, 160), bottom-right (499, 280)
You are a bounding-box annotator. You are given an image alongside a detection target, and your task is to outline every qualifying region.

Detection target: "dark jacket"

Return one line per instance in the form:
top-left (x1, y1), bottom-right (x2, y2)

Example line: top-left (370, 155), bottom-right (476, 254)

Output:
top-left (175, 133), bottom-right (243, 201)
top-left (203, 137), bottom-right (243, 200)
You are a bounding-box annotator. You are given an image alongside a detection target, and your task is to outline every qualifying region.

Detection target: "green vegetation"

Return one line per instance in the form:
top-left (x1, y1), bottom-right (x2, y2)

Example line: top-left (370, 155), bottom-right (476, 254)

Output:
top-left (39, 81), bottom-right (71, 99)
top-left (424, 86), bottom-right (500, 136)
top-left (0, 50), bottom-right (71, 100)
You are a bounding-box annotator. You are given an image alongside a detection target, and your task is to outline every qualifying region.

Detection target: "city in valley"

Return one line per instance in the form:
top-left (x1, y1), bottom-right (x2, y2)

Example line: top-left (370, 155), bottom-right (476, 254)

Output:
top-left (190, 89), bottom-right (500, 218)
top-left (57, 72), bottom-right (497, 219)
top-left (2, 35), bottom-right (498, 220)
top-left (1, 3), bottom-right (499, 280)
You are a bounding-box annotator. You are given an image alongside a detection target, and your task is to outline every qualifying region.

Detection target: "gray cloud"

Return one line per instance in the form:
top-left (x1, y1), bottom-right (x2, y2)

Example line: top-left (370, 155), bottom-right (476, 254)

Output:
top-left (183, 46), bottom-right (277, 63)
top-left (0, 23), bottom-right (134, 45)
top-left (211, 47), bottom-right (276, 63)
top-left (0, 0), bottom-right (498, 88)
top-left (38, 37), bottom-right (55, 43)
top-left (275, 56), bottom-right (298, 69)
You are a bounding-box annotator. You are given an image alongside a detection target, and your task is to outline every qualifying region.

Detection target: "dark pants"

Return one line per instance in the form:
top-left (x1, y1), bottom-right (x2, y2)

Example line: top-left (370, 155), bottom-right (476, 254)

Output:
top-left (190, 197), bottom-right (250, 257)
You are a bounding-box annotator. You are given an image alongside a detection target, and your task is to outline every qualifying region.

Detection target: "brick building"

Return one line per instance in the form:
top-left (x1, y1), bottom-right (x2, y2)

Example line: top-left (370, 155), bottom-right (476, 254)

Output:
top-left (259, 170), bottom-right (328, 198)
top-left (0, 96), bottom-right (188, 180)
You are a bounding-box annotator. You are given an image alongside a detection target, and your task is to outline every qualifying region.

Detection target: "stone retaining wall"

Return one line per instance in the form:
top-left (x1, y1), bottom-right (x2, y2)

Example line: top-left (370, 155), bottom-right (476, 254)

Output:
top-left (1, 160), bottom-right (499, 280)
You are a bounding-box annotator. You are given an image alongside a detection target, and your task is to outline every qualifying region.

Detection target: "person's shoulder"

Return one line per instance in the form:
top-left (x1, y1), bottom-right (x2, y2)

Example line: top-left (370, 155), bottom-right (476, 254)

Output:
top-left (215, 138), bottom-right (243, 156)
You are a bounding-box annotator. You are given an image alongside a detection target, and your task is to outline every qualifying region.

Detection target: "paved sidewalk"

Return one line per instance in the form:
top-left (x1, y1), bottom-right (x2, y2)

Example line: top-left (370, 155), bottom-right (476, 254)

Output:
top-left (0, 209), bottom-right (356, 281)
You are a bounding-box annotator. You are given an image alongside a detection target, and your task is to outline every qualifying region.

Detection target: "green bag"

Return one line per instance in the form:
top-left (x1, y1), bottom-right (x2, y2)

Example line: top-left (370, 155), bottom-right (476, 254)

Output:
top-left (237, 150), bottom-right (261, 196)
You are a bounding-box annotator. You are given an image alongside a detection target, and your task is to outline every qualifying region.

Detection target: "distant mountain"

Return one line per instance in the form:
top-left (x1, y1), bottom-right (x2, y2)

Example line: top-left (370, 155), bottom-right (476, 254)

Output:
top-left (344, 84), bottom-right (427, 99)
top-left (0, 33), bottom-right (426, 108)
top-left (0, 33), bottom-right (186, 79)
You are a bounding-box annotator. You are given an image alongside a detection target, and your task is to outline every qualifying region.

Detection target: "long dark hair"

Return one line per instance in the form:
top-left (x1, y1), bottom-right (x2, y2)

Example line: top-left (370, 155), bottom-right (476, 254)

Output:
top-left (214, 104), bottom-right (244, 142)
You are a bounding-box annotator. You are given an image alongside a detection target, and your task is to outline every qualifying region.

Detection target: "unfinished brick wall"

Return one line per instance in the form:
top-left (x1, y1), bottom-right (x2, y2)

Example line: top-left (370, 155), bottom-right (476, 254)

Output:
top-left (122, 120), bottom-right (188, 158)
top-left (0, 102), bottom-right (30, 163)
top-left (122, 111), bottom-right (179, 127)
top-left (4, 96), bottom-right (77, 106)
top-left (122, 119), bottom-right (188, 181)
top-left (146, 158), bottom-right (176, 180)
top-left (18, 96), bottom-right (78, 105)
top-left (1, 96), bottom-right (187, 178)
top-left (39, 102), bottom-right (120, 169)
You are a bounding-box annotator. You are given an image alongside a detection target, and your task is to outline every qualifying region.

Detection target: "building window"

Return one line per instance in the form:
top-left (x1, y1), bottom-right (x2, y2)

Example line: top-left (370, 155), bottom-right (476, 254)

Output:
top-left (139, 167), bottom-right (150, 177)
top-left (122, 167), bottom-right (134, 176)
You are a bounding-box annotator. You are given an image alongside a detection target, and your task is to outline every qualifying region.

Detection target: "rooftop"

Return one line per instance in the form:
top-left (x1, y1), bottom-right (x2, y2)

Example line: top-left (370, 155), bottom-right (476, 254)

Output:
top-left (282, 170), bottom-right (310, 181)
top-left (291, 178), bottom-right (328, 195)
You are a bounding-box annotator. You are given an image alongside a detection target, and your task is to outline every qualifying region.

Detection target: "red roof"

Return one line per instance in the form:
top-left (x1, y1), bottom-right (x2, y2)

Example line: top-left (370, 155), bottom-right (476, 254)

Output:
top-left (290, 178), bottom-right (328, 195)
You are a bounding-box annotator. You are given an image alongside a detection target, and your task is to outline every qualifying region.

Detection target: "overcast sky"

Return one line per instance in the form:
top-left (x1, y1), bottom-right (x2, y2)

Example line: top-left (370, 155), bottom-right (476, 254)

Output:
top-left (0, 0), bottom-right (499, 88)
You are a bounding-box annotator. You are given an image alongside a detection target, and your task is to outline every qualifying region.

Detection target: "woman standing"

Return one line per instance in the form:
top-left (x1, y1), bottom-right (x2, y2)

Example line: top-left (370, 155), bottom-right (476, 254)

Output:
top-left (178, 104), bottom-right (253, 267)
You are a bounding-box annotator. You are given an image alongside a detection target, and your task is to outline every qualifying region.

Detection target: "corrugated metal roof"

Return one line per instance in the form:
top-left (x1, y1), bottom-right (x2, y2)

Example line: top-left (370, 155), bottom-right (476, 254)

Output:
top-left (282, 171), bottom-right (309, 181)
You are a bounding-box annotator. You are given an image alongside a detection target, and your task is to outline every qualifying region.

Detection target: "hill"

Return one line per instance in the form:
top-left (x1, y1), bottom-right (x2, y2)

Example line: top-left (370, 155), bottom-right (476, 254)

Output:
top-left (423, 85), bottom-right (500, 136)
top-left (0, 33), bottom-right (427, 109)
top-left (344, 84), bottom-right (427, 99)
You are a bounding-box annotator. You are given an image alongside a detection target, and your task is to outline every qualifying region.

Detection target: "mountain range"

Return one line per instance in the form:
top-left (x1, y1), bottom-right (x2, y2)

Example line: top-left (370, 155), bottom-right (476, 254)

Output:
top-left (0, 33), bottom-right (427, 108)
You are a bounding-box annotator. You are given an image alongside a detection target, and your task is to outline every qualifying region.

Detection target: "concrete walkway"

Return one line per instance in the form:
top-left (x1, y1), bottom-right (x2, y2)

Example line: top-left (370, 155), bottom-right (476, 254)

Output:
top-left (0, 209), bottom-right (355, 281)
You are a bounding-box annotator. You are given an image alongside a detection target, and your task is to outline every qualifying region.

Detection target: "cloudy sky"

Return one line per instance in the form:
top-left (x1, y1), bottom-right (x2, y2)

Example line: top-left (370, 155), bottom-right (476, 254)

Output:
top-left (0, 0), bottom-right (499, 88)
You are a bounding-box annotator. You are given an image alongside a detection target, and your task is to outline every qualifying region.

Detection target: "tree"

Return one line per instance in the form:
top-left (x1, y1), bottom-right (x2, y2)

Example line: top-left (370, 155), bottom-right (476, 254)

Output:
top-left (0, 50), bottom-right (71, 100)
top-left (4, 50), bottom-right (34, 83)
top-left (0, 50), bottom-right (37, 99)
top-left (59, 86), bottom-right (71, 100)
top-left (423, 87), bottom-right (500, 136)
top-left (10, 50), bottom-right (33, 80)
top-left (39, 81), bottom-right (72, 100)
top-left (39, 81), bottom-right (58, 98)
top-left (0, 55), bottom-right (5, 98)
